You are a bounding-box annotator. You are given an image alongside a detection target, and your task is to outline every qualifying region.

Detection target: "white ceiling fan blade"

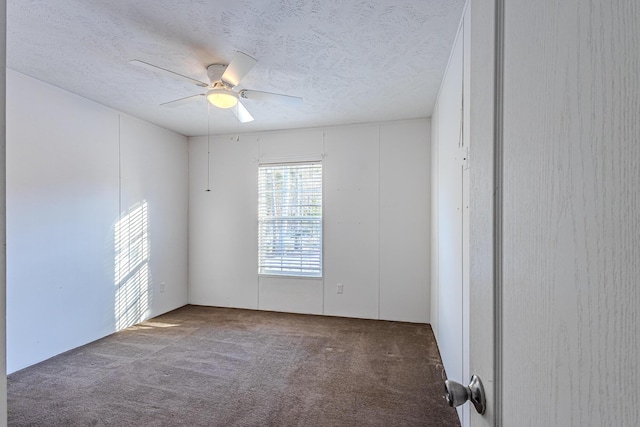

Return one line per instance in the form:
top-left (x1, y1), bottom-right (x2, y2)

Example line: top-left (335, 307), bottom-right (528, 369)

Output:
top-left (130, 60), bottom-right (209, 88)
top-left (221, 51), bottom-right (257, 87)
top-left (160, 94), bottom-right (205, 107)
top-left (232, 101), bottom-right (254, 123)
top-left (240, 90), bottom-right (303, 107)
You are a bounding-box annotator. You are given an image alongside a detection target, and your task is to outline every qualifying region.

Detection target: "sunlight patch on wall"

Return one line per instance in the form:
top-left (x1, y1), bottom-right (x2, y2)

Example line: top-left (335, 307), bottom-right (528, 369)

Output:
top-left (114, 201), bottom-right (151, 330)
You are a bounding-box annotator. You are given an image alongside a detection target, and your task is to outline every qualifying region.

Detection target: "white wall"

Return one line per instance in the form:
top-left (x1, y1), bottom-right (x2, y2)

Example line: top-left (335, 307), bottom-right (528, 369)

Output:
top-left (379, 122), bottom-right (431, 322)
top-left (431, 22), bottom-right (463, 353)
top-left (0, 0), bottom-right (8, 420)
top-left (6, 70), bottom-right (188, 373)
top-left (431, 6), bottom-right (469, 424)
top-left (323, 124), bottom-right (380, 319)
top-left (188, 132), bottom-right (260, 310)
top-left (189, 119), bottom-right (430, 323)
top-left (258, 129), bottom-right (325, 314)
top-left (120, 116), bottom-right (189, 317)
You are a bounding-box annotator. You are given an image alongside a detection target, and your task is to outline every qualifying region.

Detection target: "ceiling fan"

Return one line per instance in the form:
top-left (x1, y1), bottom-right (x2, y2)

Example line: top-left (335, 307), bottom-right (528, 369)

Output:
top-left (130, 51), bottom-right (303, 123)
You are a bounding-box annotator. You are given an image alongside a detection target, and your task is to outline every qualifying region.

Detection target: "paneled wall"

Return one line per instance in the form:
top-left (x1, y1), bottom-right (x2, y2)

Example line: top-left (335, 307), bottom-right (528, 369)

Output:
top-left (323, 125), bottom-right (380, 319)
top-left (0, 0), bottom-right (7, 417)
top-left (431, 5), bottom-right (469, 424)
top-left (188, 119), bottom-right (430, 323)
top-left (258, 129), bottom-right (325, 314)
top-left (6, 70), bottom-right (189, 373)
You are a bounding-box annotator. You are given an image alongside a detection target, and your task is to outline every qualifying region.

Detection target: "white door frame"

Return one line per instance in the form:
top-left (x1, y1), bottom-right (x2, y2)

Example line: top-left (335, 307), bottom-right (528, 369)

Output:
top-left (468, 0), bottom-right (503, 425)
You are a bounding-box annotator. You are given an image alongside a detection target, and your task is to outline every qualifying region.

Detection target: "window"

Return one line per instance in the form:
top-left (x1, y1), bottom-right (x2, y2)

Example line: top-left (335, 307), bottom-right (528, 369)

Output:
top-left (258, 162), bottom-right (322, 277)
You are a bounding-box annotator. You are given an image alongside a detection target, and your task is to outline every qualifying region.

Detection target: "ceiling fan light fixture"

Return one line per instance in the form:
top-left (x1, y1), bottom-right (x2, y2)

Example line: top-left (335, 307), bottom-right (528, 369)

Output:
top-left (206, 88), bottom-right (238, 109)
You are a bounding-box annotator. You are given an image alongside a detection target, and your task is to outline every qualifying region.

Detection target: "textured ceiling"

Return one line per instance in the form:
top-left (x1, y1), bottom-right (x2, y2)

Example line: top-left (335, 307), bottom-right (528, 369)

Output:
top-left (7, 0), bottom-right (465, 137)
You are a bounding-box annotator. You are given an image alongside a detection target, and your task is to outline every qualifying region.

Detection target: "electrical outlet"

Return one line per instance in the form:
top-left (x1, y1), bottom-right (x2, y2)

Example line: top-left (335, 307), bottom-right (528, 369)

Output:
top-left (337, 283), bottom-right (343, 294)
top-left (160, 282), bottom-right (166, 293)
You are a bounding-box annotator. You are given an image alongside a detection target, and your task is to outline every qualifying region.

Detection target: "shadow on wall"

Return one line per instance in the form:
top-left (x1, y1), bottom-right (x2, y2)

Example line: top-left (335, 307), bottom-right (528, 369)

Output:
top-left (114, 201), bottom-right (152, 330)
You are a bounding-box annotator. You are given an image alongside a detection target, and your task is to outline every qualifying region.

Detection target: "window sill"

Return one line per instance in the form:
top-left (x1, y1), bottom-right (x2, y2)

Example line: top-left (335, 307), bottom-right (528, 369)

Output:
top-left (258, 274), bottom-right (323, 280)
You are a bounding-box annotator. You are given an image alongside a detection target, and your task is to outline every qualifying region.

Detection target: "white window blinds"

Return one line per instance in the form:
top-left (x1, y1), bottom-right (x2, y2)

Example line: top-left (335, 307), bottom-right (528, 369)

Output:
top-left (258, 162), bottom-right (322, 277)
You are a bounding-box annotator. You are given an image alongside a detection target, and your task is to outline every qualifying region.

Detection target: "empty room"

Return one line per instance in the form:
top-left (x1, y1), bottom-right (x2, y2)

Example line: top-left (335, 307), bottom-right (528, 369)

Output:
top-left (3, 0), bottom-right (639, 426)
top-left (4, 0), bottom-right (465, 425)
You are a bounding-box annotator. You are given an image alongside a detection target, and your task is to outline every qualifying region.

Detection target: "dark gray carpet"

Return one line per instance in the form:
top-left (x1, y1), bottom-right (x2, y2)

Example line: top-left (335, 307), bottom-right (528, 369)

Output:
top-left (8, 305), bottom-right (460, 426)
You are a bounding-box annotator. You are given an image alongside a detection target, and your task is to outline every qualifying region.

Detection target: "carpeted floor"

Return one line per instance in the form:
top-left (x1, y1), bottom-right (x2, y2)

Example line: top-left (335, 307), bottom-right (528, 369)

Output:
top-left (8, 305), bottom-right (460, 426)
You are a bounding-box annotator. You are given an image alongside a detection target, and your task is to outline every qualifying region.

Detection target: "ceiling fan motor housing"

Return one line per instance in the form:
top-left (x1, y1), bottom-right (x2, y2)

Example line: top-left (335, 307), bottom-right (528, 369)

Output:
top-left (207, 64), bottom-right (227, 85)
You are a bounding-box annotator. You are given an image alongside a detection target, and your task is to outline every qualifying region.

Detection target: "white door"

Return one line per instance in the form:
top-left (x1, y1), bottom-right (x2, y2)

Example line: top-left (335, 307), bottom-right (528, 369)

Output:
top-left (468, 0), bottom-right (640, 425)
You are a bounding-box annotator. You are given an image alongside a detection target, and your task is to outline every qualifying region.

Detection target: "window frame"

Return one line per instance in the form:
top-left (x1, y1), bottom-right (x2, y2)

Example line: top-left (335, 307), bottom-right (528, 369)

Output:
top-left (257, 161), bottom-right (323, 278)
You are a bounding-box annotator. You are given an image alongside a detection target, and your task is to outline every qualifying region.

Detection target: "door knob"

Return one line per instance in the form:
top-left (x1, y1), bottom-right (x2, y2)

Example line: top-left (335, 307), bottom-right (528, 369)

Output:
top-left (444, 374), bottom-right (486, 415)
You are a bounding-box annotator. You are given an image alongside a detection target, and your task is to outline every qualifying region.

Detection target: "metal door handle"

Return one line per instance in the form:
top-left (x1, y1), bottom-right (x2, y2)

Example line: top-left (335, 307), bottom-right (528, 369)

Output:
top-left (444, 374), bottom-right (486, 415)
